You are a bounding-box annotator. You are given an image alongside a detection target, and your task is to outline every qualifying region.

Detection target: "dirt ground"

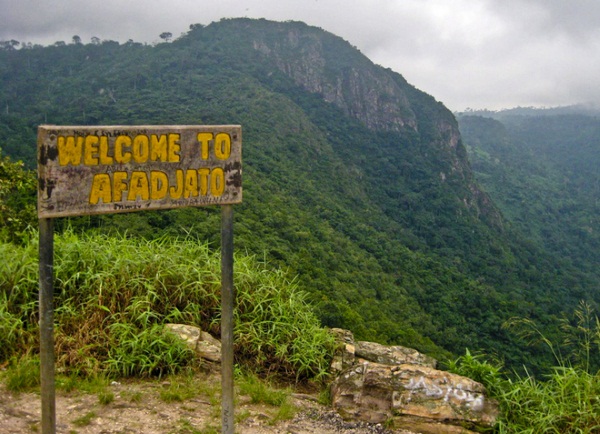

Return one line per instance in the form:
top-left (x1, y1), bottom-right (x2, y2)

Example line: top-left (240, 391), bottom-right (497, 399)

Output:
top-left (0, 372), bottom-right (417, 434)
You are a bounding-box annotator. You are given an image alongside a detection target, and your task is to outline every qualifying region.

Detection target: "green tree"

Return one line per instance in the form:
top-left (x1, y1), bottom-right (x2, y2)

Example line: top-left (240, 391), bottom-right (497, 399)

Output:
top-left (159, 32), bottom-right (172, 42)
top-left (0, 149), bottom-right (36, 243)
top-left (0, 40), bottom-right (20, 51)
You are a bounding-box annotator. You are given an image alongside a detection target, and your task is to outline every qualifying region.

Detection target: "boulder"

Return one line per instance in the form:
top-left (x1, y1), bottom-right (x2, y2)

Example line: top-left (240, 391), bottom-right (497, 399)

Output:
top-left (331, 361), bottom-right (498, 433)
top-left (328, 328), bottom-right (498, 433)
top-left (164, 323), bottom-right (221, 363)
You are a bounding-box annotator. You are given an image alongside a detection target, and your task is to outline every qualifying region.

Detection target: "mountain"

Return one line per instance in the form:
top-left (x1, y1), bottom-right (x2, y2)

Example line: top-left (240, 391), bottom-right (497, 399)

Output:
top-left (1, 18), bottom-right (596, 371)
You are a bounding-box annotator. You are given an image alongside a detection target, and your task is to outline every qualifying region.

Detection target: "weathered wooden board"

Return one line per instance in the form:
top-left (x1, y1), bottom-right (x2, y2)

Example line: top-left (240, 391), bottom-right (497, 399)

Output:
top-left (38, 125), bottom-right (242, 217)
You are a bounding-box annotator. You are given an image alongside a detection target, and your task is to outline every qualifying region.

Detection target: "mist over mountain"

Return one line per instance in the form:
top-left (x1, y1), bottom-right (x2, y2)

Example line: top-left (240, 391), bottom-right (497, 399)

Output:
top-left (458, 108), bottom-right (600, 278)
top-left (2, 18), bottom-right (598, 371)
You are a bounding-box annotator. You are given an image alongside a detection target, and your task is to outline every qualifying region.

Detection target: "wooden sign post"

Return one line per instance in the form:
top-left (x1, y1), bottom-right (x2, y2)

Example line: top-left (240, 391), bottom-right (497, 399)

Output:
top-left (37, 125), bottom-right (242, 434)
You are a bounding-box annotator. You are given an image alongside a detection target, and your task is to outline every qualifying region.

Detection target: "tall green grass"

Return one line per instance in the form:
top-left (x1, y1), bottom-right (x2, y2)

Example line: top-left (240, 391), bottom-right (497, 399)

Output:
top-left (234, 262), bottom-right (334, 381)
top-left (0, 229), bottom-right (334, 381)
top-left (449, 302), bottom-right (600, 433)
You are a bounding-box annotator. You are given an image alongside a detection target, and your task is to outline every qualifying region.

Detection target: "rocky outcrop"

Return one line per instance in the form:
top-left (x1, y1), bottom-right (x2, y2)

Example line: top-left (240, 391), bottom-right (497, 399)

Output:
top-left (246, 19), bottom-right (503, 227)
top-left (164, 323), bottom-right (498, 433)
top-left (251, 23), bottom-right (419, 133)
top-left (355, 341), bottom-right (437, 369)
top-left (329, 329), bottom-right (498, 434)
top-left (165, 324), bottom-right (498, 434)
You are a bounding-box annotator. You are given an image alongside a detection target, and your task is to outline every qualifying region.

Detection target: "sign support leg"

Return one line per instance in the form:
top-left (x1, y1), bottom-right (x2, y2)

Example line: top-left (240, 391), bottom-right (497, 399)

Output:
top-left (221, 205), bottom-right (234, 434)
top-left (39, 218), bottom-right (56, 434)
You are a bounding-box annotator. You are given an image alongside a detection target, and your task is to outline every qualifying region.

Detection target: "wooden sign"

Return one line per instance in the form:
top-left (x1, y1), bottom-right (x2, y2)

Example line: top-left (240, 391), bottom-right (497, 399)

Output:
top-left (37, 125), bottom-right (242, 218)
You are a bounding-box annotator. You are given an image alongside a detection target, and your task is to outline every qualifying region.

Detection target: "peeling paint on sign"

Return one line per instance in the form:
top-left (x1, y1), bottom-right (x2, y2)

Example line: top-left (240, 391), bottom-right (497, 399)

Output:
top-left (38, 125), bottom-right (242, 217)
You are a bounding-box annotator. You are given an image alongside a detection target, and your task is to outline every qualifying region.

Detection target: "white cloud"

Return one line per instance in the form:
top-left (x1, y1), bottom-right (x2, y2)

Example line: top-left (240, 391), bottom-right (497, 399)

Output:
top-left (1, 0), bottom-right (599, 110)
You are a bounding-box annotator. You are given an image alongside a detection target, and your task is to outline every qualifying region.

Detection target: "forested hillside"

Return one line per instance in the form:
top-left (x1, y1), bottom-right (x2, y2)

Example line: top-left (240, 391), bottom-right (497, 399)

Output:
top-left (458, 110), bottom-right (600, 297)
top-left (2, 18), bottom-right (598, 372)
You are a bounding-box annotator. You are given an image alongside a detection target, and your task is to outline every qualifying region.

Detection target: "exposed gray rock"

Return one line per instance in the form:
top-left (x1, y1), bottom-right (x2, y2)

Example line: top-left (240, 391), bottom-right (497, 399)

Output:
top-left (329, 329), bottom-right (498, 434)
top-left (251, 26), bottom-right (419, 134)
top-left (329, 329), bottom-right (437, 373)
top-left (166, 324), bottom-right (498, 433)
top-left (329, 328), bottom-right (356, 374)
top-left (164, 323), bottom-right (221, 363)
top-left (355, 341), bottom-right (437, 369)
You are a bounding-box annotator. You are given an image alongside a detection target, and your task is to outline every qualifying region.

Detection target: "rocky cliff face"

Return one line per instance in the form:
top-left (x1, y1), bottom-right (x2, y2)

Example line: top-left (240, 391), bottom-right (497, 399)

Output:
top-left (242, 19), bottom-right (502, 228)
top-left (249, 24), bottom-right (412, 131)
top-left (252, 28), bottom-right (418, 133)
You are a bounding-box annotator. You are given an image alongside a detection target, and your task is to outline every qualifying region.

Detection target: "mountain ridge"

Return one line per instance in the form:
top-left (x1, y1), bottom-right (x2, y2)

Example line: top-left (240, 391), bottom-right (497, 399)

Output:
top-left (204, 18), bottom-right (502, 228)
top-left (1, 18), bottom-right (596, 372)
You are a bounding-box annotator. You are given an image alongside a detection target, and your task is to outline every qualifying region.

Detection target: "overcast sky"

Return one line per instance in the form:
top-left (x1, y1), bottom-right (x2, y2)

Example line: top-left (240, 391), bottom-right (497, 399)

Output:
top-left (2, 0), bottom-right (599, 111)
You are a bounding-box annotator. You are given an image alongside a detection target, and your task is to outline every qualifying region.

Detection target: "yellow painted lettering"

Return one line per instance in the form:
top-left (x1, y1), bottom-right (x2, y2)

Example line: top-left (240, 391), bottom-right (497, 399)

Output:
top-left (197, 132), bottom-right (212, 160)
top-left (214, 133), bottom-right (231, 159)
top-left (128, 171), bottom-right (149, 201)
top-left (98, 136), bottom-right (113, 164)
top-left (183, 169), bottom-right (198, 198)
top-left (150, 171), bottom-right (168, 199)
top-left (132, 135), bottom-right (149, 163)
top-left (211, 167), bottom-right (225, 196)
top-left (198, 168), bottom-right (210, 195)
top-left (167, 133), bottom-right (181, 162)
top-left (57, 135), bottom-right (83, 166)
top-left (112, 172), bottom-right (129, 202)
top-left (150, 134), bottom-right (167, 162)
top-left (114, 135), bottom-right (132, 164)
top-left (169, 169), bottom-right (184, 199)
top-left (83, 135), bottom-right (99, 166)
top-left (89, 173), bottom-right (111, 204)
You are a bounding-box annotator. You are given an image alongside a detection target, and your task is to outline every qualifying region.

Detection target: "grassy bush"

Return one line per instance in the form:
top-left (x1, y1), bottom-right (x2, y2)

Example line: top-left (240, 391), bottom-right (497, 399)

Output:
top-left (449, 302), bottom-right (600, 433)
top-left (105, 322), bottom-right (194, 378)
top-left (0, 230), bottom-right (334, 381)
top-left (452, 353), bottom-right (600, 434)
top-left (238, 371), bottom-right (290, 406)
top-left (4, 354), bottom-right (40, 392)
top-left (0, 152), bottom-right (37, 244)
top-left (234, 262), bottom-right (335, 381)
top-left (0, 239), bottom-right (39, 362)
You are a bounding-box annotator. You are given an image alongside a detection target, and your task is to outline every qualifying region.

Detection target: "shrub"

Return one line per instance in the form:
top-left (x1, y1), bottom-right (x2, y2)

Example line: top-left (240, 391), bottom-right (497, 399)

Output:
top-left (105, 323), bottom-right (194, 378)
top-left (0, 230), bottom-right (334, 381)
top-left (450, 302), bottom-right (600, 433)
top-left (4, 355), bottom-right (40, 392)
top-left (234, 262), bottom-right (335, 381)
top-left (0, 151), bottom-right (37, 244)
